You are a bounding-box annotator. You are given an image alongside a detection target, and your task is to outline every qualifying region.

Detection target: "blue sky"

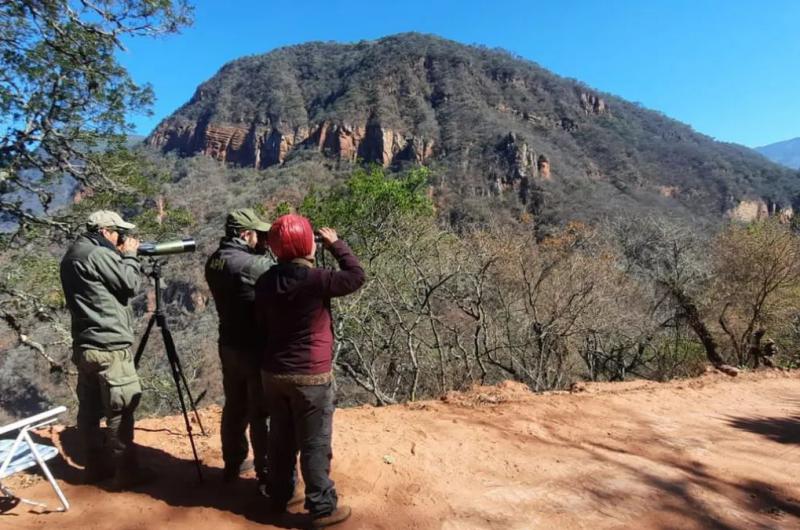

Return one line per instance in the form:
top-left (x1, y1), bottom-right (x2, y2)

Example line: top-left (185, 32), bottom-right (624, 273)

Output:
top-left (120, 0), bottom-right (800, 148)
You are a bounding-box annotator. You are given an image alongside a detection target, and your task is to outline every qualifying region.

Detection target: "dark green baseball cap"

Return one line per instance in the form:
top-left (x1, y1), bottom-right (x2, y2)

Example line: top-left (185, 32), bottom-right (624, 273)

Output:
top-left (226, 208), bottom-right (270, 232)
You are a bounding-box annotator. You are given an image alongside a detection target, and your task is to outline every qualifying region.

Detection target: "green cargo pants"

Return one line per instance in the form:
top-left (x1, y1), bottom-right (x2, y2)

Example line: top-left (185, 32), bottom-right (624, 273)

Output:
top-left (73, 348), bottom-right (142, 473)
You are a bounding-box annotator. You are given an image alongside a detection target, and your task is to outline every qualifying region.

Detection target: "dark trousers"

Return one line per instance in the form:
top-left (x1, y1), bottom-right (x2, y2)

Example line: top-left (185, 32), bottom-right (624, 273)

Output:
top-left (219, 344), bottom-right (269, 478)
top-left (263, 375), bottom-right (338, 516)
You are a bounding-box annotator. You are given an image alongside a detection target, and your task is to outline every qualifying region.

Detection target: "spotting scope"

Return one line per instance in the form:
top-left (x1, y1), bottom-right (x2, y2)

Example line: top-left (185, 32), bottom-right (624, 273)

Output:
top-left (137, 238), bottom-right (197, 257)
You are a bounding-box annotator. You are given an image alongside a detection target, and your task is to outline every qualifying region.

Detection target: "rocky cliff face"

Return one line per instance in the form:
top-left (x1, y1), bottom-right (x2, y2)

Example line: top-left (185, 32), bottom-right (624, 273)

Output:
top-left (725, 199), bottom-right (770, 222)
top-left (149, 120), bottom-right (436, 169)
top-left (725, 199), bottom-right (794, 223)
top-left (578, 92), bottom-right (607, 115)
top-left (490, 132), bottom-right (554, 203)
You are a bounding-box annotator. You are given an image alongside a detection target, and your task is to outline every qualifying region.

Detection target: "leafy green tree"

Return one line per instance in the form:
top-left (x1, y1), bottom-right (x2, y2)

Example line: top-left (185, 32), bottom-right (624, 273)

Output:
top-left (300, 165), bottom-right (433, 261)
top-left (0, 0), bottom-right (192, 230)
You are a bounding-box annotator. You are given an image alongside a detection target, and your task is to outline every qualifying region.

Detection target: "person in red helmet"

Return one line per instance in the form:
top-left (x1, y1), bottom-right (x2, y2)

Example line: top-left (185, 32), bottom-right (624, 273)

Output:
top-left (255, 214), bottom-right (364, 527)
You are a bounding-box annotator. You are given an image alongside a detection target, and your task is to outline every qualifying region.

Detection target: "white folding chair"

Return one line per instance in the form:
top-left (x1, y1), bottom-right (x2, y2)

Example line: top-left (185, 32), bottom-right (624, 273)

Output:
top-left (0, 406), bottom-right (69, 512)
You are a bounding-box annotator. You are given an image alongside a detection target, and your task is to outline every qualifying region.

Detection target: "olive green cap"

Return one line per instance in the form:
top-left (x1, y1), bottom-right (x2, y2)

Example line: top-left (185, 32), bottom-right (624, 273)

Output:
top-left (226, 208), bottom-right (270, 232)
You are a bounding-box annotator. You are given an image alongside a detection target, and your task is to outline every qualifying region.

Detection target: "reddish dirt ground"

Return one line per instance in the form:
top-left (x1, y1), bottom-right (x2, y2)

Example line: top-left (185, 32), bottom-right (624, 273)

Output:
top-left (2, 370), bottom-right (800, 529)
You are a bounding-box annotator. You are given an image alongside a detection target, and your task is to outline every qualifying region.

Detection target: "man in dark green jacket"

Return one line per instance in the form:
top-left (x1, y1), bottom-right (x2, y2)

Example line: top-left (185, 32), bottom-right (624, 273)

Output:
top-left (60, 210), bottom-right (148, 489)
top-left (205, 209), bottom-right (274, 489)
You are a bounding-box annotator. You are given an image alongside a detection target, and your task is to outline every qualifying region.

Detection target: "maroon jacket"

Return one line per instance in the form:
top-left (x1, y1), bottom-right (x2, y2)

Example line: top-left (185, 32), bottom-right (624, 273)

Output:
top-left (255, 240), bottom-right (365, 375)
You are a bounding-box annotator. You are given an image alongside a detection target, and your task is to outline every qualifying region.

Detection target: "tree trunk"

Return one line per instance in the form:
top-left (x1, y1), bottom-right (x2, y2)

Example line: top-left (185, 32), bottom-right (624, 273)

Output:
top-left (748, 328), bottom-right (766, 368)
top-left (672, 288), bottom-right (738, 376)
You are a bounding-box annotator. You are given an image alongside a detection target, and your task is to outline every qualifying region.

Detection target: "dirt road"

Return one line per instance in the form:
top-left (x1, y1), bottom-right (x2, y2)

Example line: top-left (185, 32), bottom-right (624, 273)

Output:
top-left (3, 370), bottom-right (799, 529)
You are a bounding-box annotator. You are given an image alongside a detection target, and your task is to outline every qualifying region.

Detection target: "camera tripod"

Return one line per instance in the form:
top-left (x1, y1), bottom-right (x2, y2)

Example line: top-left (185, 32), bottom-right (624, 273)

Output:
top-left (133, 259), bottom-right (205, 481)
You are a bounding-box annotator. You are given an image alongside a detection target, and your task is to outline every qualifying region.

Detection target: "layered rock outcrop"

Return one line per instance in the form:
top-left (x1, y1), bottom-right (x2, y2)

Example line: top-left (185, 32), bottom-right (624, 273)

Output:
top-left (498, 132), bottom-right (535, 182)
top-left (725, 200), bottom-right (769, 222)
top-left (537, 155), bottom-right (551, 180)
top-left (492, 133), bottom-right (553, 203)
top-left (147, 120), bottom-right (435, 169)
top-left (579, 91), bottom-right (607, 115)
top-left (724, 199), bottom-right (795, 223)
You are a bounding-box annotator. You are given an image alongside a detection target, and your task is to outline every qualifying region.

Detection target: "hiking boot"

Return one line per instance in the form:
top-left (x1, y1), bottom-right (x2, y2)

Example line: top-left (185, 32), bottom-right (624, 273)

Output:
top-left (311, 505), bottom-right (352, 528)
top-left (262, 487), bottom-right (305, 509)
top-left (223, 460), bottom-right (254, 482)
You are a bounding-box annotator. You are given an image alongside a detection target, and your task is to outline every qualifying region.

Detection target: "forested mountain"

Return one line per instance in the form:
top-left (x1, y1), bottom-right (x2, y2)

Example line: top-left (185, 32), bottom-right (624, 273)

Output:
top-left (148, 33), bottom-right (799, 224)
top-left (757, 137), bottom-right (800, 170)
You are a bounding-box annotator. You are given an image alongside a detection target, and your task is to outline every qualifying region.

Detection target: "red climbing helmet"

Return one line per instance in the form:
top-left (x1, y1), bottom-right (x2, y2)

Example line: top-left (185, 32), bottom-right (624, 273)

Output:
top-left (268, 214), bottom-right (314, 261)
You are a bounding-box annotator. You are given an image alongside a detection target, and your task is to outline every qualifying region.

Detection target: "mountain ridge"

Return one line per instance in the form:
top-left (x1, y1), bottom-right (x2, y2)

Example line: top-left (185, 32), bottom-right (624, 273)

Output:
top-left (146, 33), bottom-right (800, 224)
top-left (756, 137), bottom-right (800, 170)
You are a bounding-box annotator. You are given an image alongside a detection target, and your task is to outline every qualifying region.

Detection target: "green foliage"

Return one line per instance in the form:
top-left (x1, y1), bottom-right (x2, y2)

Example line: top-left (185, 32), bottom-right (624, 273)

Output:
top-left (271, 202), bottom-right (293, 217)
top-left (132, 205), bottom-right (195, 241)
top-left (0, 0), bottom-right (192, 230)
top-left (648, 334), bottom-right (708, 381)
top-left (69, 149), bottom-right (165, 212)
top-left (2, 255), bottom-right (63, 308)
top-left (256, 200), bottom-right (292, 221)
top-left (300, 165), bottom-right (433, 257)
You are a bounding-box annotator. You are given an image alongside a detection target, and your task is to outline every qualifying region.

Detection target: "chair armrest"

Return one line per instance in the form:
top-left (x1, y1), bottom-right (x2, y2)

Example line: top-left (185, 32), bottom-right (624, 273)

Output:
top-left (0, 406), bottom-right (67, 436)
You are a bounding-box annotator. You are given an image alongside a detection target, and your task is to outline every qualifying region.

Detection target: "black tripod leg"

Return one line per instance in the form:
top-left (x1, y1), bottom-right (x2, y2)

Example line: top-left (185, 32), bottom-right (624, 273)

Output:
top-left (160, 326), bottom-right (207, 436)
top-left (139, 260), bottom-right (208, 482)
top-left (134, 315), bottom-right (157, 368)
top-left (160, 325), bottom-right (204, 482)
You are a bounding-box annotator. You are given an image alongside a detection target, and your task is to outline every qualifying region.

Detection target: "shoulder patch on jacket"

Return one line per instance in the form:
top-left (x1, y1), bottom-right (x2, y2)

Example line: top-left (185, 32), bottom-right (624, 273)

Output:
top-left (208, 256), bottom-right (226, 271)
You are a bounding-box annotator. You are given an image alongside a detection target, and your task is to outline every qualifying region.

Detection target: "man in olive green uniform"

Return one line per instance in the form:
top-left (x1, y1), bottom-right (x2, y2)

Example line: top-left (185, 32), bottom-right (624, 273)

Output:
top-left (205, 209), bottom-right (273, 489)
top-left (60, 210), bottom-right (148, 488)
